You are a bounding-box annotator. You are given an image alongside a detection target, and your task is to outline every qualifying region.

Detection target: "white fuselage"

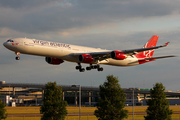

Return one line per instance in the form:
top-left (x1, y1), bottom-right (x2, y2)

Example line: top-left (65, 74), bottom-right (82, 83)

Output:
top-left (3, 38), bottom-right (139, 66)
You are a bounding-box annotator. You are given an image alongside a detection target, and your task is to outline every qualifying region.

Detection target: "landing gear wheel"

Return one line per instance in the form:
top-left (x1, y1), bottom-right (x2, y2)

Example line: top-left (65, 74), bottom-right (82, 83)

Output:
top-left (98, 67), bottom-right (103, 71)
top-left (15, 56), bottom-right (20, 60)
top-left (86, 67), bottom-right (91, 71)
top-left (79, 68), bottom-right (85, 72)
top-left (76, 66), bottom-right (80, 70)
top-left (94, 64), bottom-right (100, 69)
top-left (94, 65), bottom-right (97, 69)
top-left (90, 65), bottom-right (94, 69)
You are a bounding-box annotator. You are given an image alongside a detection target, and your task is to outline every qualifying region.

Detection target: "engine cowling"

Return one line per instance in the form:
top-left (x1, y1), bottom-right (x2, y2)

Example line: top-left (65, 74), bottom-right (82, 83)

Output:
top-left (111, 51), bottom-right (127, 60)
top-left (45, 57), bottom-right (64, 65)
top-left (79, 54), bottom-right (94, 63)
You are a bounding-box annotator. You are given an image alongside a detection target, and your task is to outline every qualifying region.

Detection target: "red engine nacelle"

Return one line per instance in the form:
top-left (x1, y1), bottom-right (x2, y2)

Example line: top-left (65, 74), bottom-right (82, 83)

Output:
top-left (45, 57), bottom-right (64, 65)
top-left (111, 51), bottom-right (127, 60)
top-left (79, 54), bottom-right (94, 63)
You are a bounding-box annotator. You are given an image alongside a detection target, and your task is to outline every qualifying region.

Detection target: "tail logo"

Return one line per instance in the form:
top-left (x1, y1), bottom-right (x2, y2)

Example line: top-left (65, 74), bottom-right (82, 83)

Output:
top-left (143, 50), bottom-right (154, 58)
top-left (143, 43), bottom-right (154, 58)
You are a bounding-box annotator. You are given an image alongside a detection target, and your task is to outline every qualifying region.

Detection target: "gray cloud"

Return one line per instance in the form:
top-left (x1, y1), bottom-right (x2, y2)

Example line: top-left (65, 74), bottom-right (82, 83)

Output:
top-left (0, 0), bottom-right (180, 34)
top-left (0, 0), bottom-right (61, 9)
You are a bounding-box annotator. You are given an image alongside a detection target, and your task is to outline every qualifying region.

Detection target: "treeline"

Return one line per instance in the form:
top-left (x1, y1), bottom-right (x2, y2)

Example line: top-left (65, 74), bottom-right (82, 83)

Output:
top-left (0, 75), bottom-right (173, 120)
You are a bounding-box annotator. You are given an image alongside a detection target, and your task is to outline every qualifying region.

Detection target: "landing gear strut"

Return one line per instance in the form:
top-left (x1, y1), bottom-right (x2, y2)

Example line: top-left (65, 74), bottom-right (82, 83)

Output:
top-left (76, 63), bottom-right (85, 72)
top-left (96, 64), bottom-right (103, 71)
top-left (15, 52), bottom-right (20, 60)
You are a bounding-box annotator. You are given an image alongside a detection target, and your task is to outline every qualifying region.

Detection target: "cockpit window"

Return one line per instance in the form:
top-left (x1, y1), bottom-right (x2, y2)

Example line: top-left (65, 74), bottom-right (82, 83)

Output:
top-left (7, 39), bottom-right (14, 42)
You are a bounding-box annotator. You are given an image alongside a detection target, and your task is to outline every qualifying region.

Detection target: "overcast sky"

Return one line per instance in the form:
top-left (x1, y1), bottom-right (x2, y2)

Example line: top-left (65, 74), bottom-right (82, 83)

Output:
top-left (0, 0), bottom-right (180, 91)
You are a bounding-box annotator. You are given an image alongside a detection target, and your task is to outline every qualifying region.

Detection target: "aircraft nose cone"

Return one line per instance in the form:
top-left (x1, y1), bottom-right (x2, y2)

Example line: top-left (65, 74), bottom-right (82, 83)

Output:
top-left (3, 42), bottom-right (9, 48)
top-left (3, 42), bottom-right (6, 47)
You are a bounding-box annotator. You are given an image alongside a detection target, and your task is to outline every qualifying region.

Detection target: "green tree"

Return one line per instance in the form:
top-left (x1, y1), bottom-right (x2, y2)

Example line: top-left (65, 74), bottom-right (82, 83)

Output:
top-left (144, 83), bottom-right (173, 120)
top-left (40, 82), bottom-right (67, 120)
top-left (0, 94), bottom-right (7, 120)
top-left (94, 75), bottom-right (128, 120)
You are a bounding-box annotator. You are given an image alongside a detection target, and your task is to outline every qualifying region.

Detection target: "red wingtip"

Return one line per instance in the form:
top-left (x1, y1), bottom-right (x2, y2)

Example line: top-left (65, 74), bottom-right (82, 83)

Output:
top-left (164, 42), bottom-right (169, 46)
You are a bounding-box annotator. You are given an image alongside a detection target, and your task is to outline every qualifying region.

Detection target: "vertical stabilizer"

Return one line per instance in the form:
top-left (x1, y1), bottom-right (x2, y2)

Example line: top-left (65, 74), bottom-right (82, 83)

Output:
top-left (135, 35), bottom-right (159, 58)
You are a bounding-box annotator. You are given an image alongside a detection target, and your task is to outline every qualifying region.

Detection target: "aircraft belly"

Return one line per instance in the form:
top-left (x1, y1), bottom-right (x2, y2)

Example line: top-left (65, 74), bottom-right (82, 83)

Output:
top-left (103, 58), bottom-right (139, 66)
top-left (14, 44), bottom-right (79, 62)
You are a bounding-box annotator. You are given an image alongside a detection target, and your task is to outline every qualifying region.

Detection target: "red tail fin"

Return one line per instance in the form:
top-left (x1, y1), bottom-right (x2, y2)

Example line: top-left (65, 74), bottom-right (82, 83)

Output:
top-left (135, 35), bottom-right (159, 58)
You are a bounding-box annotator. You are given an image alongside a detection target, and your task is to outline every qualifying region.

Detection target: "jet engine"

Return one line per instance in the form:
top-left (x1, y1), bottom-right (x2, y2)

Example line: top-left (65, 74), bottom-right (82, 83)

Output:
top-left (111, 51), bottom-right (127, 60)
top-left (45, 57), bottom-right (64, 65)
top-left (79, 54), bottom-right (94, 63)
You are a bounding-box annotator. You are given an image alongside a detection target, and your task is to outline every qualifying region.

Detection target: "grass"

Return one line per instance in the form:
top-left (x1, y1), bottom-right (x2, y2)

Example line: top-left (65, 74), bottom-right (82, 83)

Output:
top-left (6, 107), bottom-right (40, 114)
top-left (125, 105), bottom-right (180, 112)
top-left (6, 117), bottom-right (41, 120)
top-left (67, 107), bottom-right (96, 113)
top-left (5, 116), bottom-right (98, 120)
top-left (5, 106), bottom-right (180, 120)
top-left (6, 106), bottom-right (97, 114)
top-left (5, 115), bottom-right (180, 120)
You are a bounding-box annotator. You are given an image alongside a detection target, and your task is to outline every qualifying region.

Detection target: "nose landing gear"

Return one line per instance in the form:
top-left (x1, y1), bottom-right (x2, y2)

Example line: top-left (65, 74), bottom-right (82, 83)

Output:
top-left (15, 52), bottom-right (20, 60)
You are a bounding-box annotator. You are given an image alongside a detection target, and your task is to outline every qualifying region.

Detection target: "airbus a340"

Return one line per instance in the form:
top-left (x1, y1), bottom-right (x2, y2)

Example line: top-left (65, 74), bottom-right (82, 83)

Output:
top-left (3, 35), bottom-right (175, 72)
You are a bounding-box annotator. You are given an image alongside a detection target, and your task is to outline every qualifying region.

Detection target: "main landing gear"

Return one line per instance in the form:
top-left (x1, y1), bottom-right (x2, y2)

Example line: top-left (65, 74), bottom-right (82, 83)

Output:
top-left (76, 63), bottom-right (85, 72)
top-left (76, 63), bottom-right (103, 72)
top-left (15, 52), bottom-right (20, 60)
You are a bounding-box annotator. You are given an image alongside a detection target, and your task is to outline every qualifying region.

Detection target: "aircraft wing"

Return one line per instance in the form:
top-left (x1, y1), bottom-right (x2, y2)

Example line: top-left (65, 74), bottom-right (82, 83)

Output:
top-left (121, 42), bottom-right (169, 56)
top-left (72, 42), bottom-right (170, 61)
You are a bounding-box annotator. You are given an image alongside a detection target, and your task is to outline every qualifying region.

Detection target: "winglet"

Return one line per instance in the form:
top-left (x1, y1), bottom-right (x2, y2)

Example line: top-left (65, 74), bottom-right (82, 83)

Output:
top-left (163, 42), bottom-right (170, 47)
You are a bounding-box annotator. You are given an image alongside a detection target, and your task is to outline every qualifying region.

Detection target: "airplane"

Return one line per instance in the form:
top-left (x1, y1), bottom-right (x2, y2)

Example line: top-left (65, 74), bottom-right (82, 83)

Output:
top-left (3, 35), bottom-right (175, 72)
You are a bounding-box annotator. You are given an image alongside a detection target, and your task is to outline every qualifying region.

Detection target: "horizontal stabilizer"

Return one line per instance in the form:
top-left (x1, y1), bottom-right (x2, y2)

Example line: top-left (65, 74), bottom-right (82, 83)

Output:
top-left (144, 55), bottom-right (176, 60)
top-left (128, 55), bottom-right (176, 65)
